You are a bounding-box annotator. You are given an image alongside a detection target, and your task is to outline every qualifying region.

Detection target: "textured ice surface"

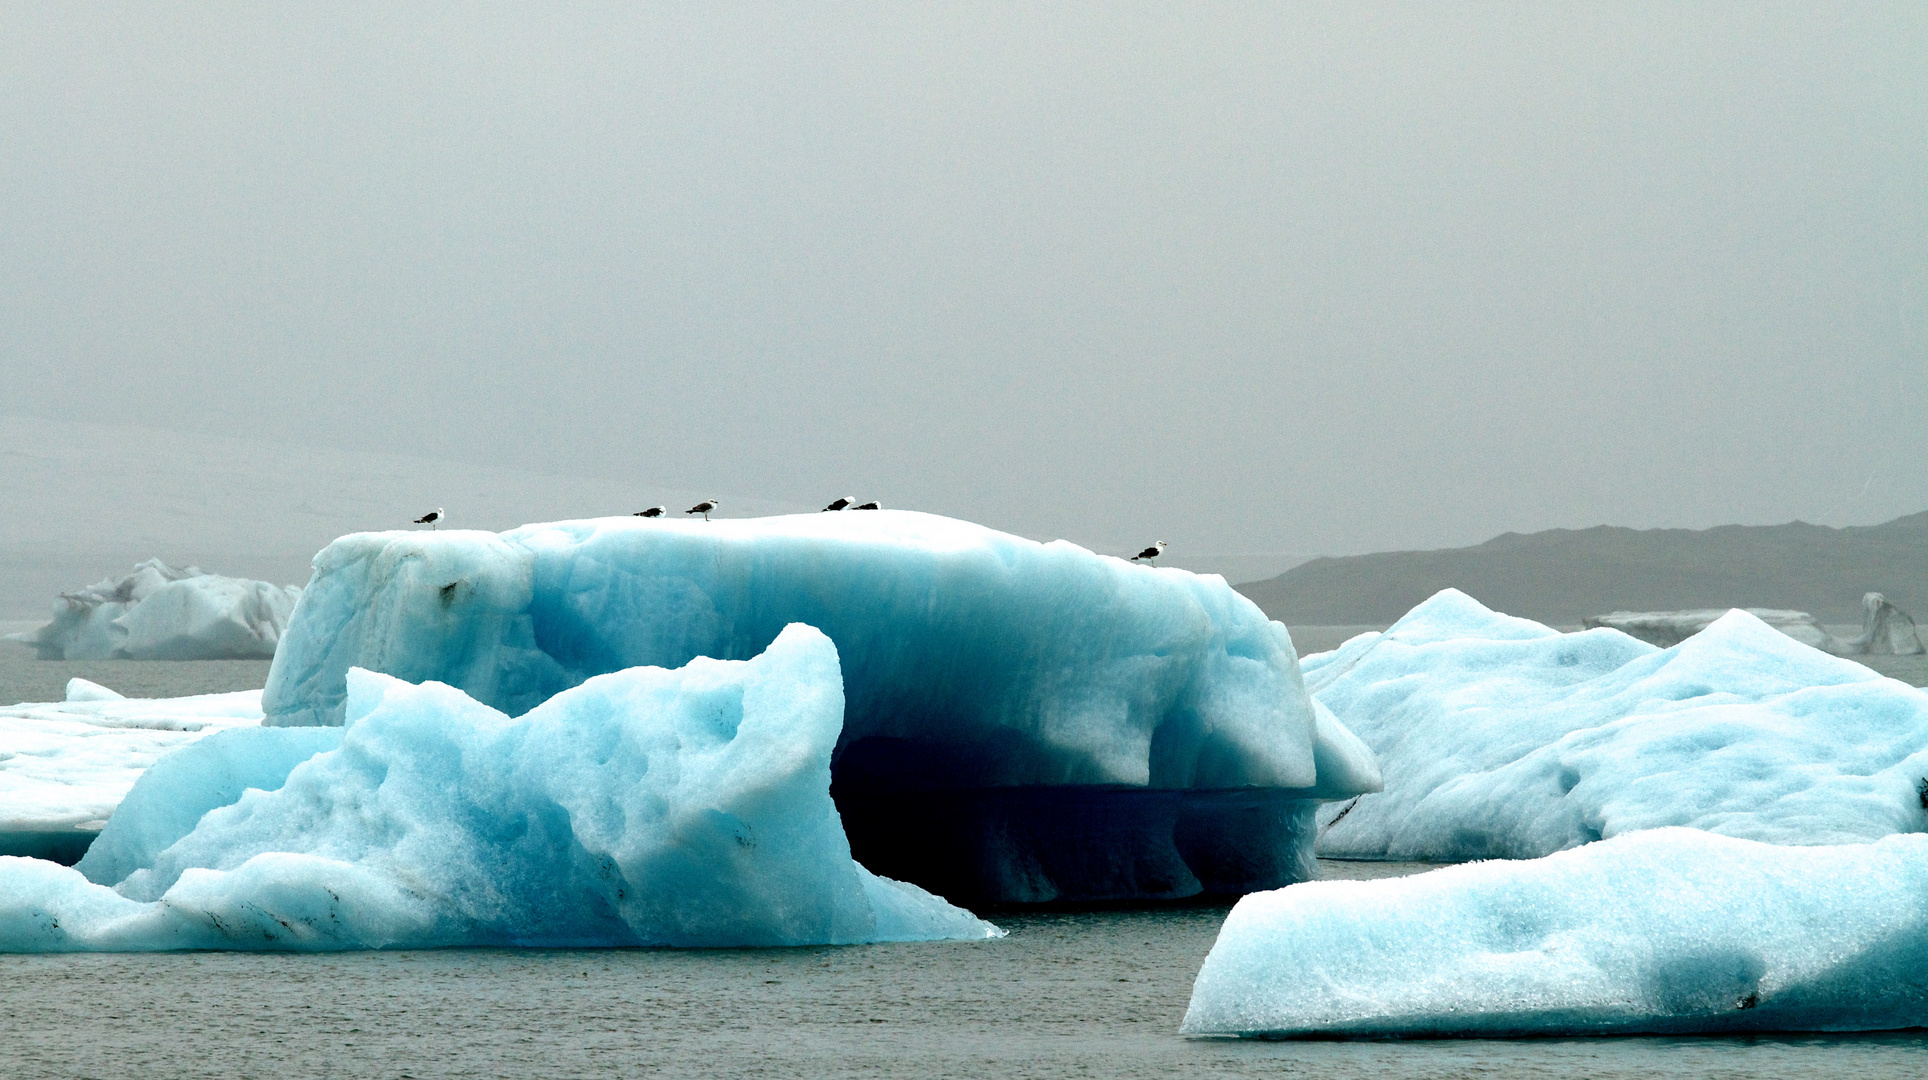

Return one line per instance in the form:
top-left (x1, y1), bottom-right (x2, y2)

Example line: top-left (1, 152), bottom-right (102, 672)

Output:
top-left (7, 560), bottom-right (301, 660)
top-left (1183, 828), bottom-right (1928, 1037)
top-left (1308, 590), bottom-right (1928, 861)
top-left (0, 625), bottom-right (998, 951)
top-left (257, 513), bottom-right (1376, 902)
top-left (1584, 592), bottom-right (1922, 655)
top-left (0, 687), bottom-right (264, 860)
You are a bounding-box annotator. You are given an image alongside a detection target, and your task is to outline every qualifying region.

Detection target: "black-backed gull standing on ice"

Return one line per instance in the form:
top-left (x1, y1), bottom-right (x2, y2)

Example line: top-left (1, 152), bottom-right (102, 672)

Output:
top-left (686, 499), bottom-right (719, 520)
top-left (634, 506), bottom-right (666, 518)
top-left (415, 508), bottom-right (444, 530)
top-left (1129, 541), bottom-right (1166, 563)
top-left (822, 496), bottom-right (856, 512)
top-left (852, 501), bottom-right (881, 510)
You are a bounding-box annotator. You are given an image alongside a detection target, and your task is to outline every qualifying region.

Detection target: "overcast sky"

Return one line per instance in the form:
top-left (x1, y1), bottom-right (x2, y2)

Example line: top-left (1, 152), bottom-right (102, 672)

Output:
top-left (3, 3), bottom-right (1924, 565)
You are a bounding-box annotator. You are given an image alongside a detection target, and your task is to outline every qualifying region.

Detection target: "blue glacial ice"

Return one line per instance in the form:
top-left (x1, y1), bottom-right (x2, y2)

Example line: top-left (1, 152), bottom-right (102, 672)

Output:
top-left (5, 559), bottom-right (301, 660)
top-left (1183, 827), bottom-right (1928, 1037)
top-left (1306, 590), bottom-right (1928, 861)
top-left (258, 512), bottom-right (1378, 902)
top-left (0, 625), bottom-right (999, 950)
top-left (0, 685), bottom-right (266, 862)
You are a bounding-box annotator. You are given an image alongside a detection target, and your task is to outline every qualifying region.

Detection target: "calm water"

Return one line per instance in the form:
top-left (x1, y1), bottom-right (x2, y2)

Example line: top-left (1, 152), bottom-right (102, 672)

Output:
top-left (2, 894), bottom-right (1924, 1079)
top-left (3, 639), bottom-right (1926, 1076)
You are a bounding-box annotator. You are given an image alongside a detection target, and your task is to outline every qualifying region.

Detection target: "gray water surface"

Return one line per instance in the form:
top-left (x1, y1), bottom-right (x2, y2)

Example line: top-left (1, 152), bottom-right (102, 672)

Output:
top-left (2, 895), bottom-right (1922, 1080)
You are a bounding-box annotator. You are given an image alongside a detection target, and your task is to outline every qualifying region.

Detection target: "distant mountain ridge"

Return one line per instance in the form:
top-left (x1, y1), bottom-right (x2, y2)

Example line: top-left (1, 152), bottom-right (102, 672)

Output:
top-left (1236, 512), bottom-right (1928, 626)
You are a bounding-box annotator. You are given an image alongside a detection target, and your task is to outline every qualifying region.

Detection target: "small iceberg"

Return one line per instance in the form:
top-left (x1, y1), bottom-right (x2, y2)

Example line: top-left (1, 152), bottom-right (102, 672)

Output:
top-left (6, 560), bottom-right (301, 660)
top-left (0, 685), bottom-right (266, 862)
top-left (0, 625), bottom-right (998, 951)
top-left (1308, 589), bottom-right (1928, 861)
top-left (1583, 591), bottom-right (1923, 655)
top-left (1183, 828), bottom-right (1928, 1037)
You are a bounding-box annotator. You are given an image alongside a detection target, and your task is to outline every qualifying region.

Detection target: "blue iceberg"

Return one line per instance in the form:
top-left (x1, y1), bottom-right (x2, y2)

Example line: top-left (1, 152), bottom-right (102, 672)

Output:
top-left (259, 512), bottom-right (1378, 902)
top-left (0, 626), bottom-right (998, 950)
top-left (1183, 828), bottom-right (1928, 1037)
top-left (1307, 590), bottom-right (1928, 861)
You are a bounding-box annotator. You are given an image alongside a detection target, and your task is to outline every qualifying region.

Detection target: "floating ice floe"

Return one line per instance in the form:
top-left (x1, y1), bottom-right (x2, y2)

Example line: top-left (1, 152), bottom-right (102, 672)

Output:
top-left (1183, 828), bottom-right (1928, 1037)
top-left (0, 625), bottom-right (999, 951)
top-left (0, 681), bottom-right (265, 861)
top-left (258, 511), bottom-right (1379, 903)
top-left (1307, 589), bottom-right (1928, 861)
top-left (6, 560), bottom-right (301, 660)
top-left (1583, 591), bottom-right (1923, 655)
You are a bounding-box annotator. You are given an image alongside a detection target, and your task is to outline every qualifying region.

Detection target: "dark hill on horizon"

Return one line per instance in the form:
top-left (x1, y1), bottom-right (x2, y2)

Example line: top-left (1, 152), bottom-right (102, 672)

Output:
top-left (1236, 511), bottom-right (1928, 627)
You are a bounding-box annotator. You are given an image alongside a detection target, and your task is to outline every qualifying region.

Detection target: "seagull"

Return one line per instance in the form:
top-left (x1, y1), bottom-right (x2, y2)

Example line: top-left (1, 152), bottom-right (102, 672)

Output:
top-left (415, 508), bottom-right (444, 530)
top-left (686, 499), bottom-right (719, 520)
top-left (1129, 541), bottom-right (1166, 563)
top-left (634, 506), bottom-right (666, 518)
top-left (822, 496), bottom-right (856, 512)
top-left (852, 501), bottom-right (880, 510)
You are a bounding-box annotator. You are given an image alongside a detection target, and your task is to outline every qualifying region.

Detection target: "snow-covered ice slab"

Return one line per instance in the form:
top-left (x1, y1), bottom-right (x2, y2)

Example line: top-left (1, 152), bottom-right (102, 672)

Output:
top-left (259, 512), bottom-right (1378, 902)
top-left (0, 625), bottom-right (999, 951)
top-left (1584, 591), bottom-right (1923, 655)
top-left (7, 559), bottom-right (301, 660)
top-left (0, 683), bottom-right (264, 862)
top-left (1307, 590), bottom-right (1928, 861)
top-left (1183, 828), bottom-right (1928, 1038)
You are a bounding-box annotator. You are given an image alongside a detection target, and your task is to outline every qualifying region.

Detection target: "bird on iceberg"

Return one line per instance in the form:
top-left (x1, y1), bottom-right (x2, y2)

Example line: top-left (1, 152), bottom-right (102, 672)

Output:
top-left (822, 496), bottom-right (856, 512)
top-left (686, 499), bottom-right (719, 520)
top-left (414, 508), bottom-right (444, 530)
top-left (634, 506), bottom-right (666, 518)
top-left (852, 501), bottom-right (881, 510)
top-left (1130, 541), bottom-right (1166, 563)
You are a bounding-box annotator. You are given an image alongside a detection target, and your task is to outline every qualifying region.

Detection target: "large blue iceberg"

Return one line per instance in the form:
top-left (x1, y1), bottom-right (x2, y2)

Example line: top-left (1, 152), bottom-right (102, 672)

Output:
top-left (0, 626), bottom-right (998, 950)
top-left (1184, 828), bottom-right (1928, 1037)
top-left (258, 512), bottom-right (1378, 902)
top-left (1307, 590), bottom-right (1928, 861)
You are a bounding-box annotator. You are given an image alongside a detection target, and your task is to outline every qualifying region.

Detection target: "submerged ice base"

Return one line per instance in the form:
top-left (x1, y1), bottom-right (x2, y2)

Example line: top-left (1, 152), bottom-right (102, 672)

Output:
top-left (1184, 829), bottom-right (1928, 1038)
top-left (1307, 590), bottom-right (1928, 861)
top-left (258, 512), bottom-right (1378, 902)
top-left (0, 627), bottom-right (997, 951)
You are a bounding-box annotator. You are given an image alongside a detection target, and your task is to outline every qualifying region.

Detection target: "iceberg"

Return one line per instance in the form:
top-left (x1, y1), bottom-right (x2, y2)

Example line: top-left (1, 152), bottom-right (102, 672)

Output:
top-left (258, 512), bottom-right (1378, 902)
top-left (0, 625), bottom-right (998, 951)
top-left (6, 560), bottom-right (301, 660)
top-left (1308, 590), bottom-right (1928, 861)
top-left (1183, 828), bottom-right (1928, 1037)
top-left (1583, 592), bottom-right (1923, 655)
top-left (0, 683), bottom-right (265, 862)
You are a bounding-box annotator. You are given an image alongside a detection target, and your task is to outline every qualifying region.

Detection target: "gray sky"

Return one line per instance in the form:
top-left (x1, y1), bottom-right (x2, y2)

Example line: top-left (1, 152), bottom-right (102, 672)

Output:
top-left (3, 3), bottom-right (1924, 570)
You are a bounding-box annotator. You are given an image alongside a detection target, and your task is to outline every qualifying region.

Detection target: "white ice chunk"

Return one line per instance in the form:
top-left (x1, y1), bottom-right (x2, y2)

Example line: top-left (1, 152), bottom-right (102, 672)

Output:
top-left (1311, 589), bottom-right (1928, 861)
top-left (1583, 592), bottom-right (1922, 655)
top-left (64, 678), bottom-right (123, 702)
top-left (6, 559), bottom-right (301, 660)
top-left (0, 625), bottom-right (999, 950)
top-left (0, 690), bottom-right (266, 857)
top-left (1184, 828), bottom-right (1928, 1037)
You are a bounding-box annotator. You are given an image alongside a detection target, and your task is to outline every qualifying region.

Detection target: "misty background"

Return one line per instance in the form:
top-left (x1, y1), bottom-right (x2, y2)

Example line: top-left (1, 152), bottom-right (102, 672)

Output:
top-left (3, 4), bottom-right (1925, 615)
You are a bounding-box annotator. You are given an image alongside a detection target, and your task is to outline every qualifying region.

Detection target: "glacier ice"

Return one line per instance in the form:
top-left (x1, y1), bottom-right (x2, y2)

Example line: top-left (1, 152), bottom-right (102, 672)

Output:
top-left (6, 559), bottom-right (301, 660)
top-left (0, 686), bottom-right (265, 862)
top-left (1308, 589), bottom-right (1928, 861)
top-left (1183, 828), bottom-right (1928, 1037)
top-left (258, 512), bottom-right (1378, 902)
top-left (0, 625), bottom-right (998, 951)
top-left (1583, 591), bottom-right (1923, 655)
